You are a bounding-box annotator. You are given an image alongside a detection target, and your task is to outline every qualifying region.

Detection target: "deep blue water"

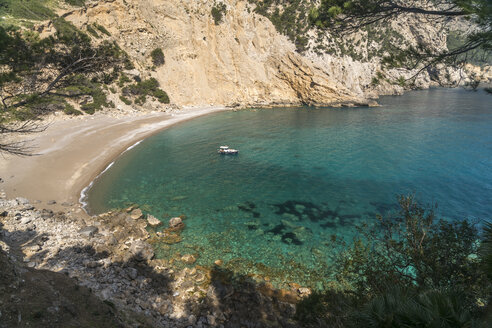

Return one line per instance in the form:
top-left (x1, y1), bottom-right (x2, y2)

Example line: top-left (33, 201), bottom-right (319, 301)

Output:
top-left (86, 88), bottom-right (492, 289)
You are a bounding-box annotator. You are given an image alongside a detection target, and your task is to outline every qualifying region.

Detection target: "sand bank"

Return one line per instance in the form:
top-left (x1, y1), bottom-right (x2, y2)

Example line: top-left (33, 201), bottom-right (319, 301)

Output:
top-left (0, 107), bottom-right (226, 211)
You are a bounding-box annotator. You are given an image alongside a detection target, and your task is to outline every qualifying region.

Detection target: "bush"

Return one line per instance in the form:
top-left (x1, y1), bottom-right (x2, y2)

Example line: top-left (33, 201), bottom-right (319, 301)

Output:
top-left (153, 88), bottom-right (170, 103)
top-left (351, 288), bottom-right (476, 328)
top-left (211, 3), bottom-right (227, 25)
top-left (119, 95), bottom-right (132, 105)
top-left (118, 74), bottom-right (131, 87)
top-left (335, 195), bottom-right (489, 309)
top-left (122, 78), bottom-right (170, 105)
top-left (64, 0), bottom-right (86, 6)
top-left (0, 0), bottom-right (54, 20)
top-left (94, 23), bottom-right (111, 36)
top-left (150, 48), bottom-right (165, 66)
top-left (64, 104), bottom-right (82, 116)
top-left (80, 86), bottom-right (110, 114)
top-left (86, 25), bottom-right (99, 38)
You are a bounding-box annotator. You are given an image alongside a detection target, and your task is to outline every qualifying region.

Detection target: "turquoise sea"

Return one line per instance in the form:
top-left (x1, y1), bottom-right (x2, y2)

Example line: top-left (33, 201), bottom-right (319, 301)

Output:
top-left (85, 88), bottom-right (492, 289)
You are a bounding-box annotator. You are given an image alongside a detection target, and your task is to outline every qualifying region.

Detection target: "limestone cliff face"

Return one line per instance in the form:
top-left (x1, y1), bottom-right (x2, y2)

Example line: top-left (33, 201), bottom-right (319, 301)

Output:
top-left (62, 0), bottom-right (365, 107)
top-left (59, 0), bottom-right (489, 108)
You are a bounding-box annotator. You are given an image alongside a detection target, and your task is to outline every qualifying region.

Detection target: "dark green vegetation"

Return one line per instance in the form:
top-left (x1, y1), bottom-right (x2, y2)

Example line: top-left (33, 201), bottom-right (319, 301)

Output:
top-left (295, 195), bottom-right (491, 327)
top-left (0, 0), bottom-right (86, 22)
top-left (310, 0), bottom-right (492, 70)
top-left (249, 0), bottom-right (310, 52)
top-left (247, 0), bottom-right (491, 78)
top-left (211, 2), bottom-right (227, 25)
top-left (447, 30), bottom-right (492, 67)
top-left (0, 18), bottom-right (127, 154)
top-left (120, 78), bottom-right (170, 105)
top-left (150, 47), bottom-right (165, 66)
top-left (0, 1), bottom-right (171, 155)
top-left (0, 0), bottom-right (55, 21)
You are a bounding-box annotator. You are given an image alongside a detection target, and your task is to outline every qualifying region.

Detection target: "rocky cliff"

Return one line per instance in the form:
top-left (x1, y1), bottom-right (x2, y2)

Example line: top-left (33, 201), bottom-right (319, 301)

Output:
top-left (13, 0), bottom-right (492, 110)
top-left (57, 0), bottom-right (369, 108)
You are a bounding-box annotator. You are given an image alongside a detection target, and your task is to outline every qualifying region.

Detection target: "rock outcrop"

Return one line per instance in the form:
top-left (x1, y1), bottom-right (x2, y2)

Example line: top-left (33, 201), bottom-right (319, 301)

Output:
top-left (62, 0), bottom-right (366, 107)
top-left (0, 197), bottom-right (309, 327)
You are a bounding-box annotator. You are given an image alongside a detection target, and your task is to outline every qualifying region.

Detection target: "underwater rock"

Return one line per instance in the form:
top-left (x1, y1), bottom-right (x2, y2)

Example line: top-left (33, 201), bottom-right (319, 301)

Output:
top-left (281, 219), bottom-right (298, 229)
top-left (221, 205), bottom-right (239, 212)
top-left (161, 232), bottom-right (182, 245)
top-left (181, 254), bottom-right (197, 264)
top-left (171, 195), bottom-right (188, 201)
top-left (169, 217), bottom-right (182, 228)
top-left (298, 287), bottom-right (312, 297)
top-left (237, 202), bottom-right (261, 218)
top-left (147, 214), bottom-right (161, 227)
top-left (294, 204), bottom-right (305, 212)
top-left (281, 232), bottom-right (303, 245)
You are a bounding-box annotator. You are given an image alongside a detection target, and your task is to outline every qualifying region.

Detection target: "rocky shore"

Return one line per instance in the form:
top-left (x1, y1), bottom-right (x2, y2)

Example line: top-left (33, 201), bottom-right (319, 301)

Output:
top-left (0, 195), bottom-right (310, 327)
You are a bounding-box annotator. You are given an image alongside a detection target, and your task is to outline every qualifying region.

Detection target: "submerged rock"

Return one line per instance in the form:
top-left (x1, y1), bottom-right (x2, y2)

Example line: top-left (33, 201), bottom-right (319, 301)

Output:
top-left (169, 217), bottom-right (182, 228)
top-left (180, 254), bottom-right (197, 264)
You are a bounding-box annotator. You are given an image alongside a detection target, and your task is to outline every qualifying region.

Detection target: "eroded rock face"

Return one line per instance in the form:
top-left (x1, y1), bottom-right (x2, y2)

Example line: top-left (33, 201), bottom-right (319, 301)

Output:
top-left (62, 0), bottom-right (364, 107)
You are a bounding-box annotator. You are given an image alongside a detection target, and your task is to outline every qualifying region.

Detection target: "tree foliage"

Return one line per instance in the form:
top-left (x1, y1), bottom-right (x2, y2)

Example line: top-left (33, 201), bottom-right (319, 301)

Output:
top-left (296, 196), bottom-right (491, 327)
top-left (0, 19), bottom-right (126, 155)
top-left (150, 47), bottom-right (165, 66)
top-left (336, 196), bottom-right (488, 302)
top-left (211, 2), bottom-right (227, 25)
top-left (310, 0), bottom-right (492, 72)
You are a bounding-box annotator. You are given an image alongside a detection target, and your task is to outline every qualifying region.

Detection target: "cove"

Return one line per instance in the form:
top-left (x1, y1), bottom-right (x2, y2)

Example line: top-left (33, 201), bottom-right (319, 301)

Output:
top-left (85, 88), bottom-right (492, 289)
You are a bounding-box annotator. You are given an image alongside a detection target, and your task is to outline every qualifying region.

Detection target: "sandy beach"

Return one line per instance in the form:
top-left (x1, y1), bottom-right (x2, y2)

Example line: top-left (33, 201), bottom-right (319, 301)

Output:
top-left (0, 107), bottom-right (226, 212)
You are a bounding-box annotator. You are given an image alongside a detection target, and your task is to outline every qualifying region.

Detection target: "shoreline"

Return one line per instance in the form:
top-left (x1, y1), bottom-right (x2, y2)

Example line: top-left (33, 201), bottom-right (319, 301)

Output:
top-left (0, 107), bottom-right (227, 214)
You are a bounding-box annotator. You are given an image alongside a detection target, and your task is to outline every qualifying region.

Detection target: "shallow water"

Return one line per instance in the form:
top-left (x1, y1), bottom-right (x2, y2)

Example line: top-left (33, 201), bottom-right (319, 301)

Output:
top-left (86, 88), bottom-right (492, 289)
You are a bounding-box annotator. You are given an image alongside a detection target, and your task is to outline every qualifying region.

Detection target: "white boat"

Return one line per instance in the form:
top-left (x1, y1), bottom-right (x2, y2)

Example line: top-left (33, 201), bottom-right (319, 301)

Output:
top-left (218, 145), bottom-right (239, 154)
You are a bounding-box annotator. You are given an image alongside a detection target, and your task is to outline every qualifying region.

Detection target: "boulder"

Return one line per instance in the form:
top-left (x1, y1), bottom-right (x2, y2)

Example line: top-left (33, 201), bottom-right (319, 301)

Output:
top-left (41, 209), bottom-right (54, 219)
top-left (123, 69), bottom-right (141, 81)
top-left (130, 208), bottom-right (143, 220)
top-left (146, 214), bottom-right (161, 227)
top-left (20, 217), bottom-right (32, 225)
top-left (169, 217), bottom-right (182, 228)
top-left (78, 226), bottom-right (99, 238)
top-left (127, 240), bottom-right (154, 261)
top-left (127, 267), bottom-right (138, 280)
top-left (16, 197), bottom-right (30, 205)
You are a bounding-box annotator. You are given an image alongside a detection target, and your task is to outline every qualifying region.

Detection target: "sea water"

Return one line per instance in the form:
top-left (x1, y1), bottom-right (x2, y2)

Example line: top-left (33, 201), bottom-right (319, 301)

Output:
top-left (85, 88), bottom-right (492, 289)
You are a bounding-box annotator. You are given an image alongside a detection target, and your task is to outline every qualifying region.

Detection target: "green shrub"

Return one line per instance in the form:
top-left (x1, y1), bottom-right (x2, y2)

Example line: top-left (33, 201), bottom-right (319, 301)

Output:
top-left (153, 88), bottom-right (170, 103)
top-left (122, 78), bottom-right (170, 105)
top-left (86, 25), bottom-right (99, 38)
top-left (0, 0), bottom-right (54, 20)
top-left (150, 48), bottom-right (165, 66)
top-left (119, 95), bottom-right (132, 105)
top-left (211, 2), bottom-right (227, 25)
top-left (64, 0), bottom-right (86, 6)
top-left (94, 23), bottom-right (111, 36)
top-left (335, 195), bottom-right (489, 307)
top-left (80, 86), bottom-right (110, 114)
top-left (64, 104), bottom-right (82, 116)
top-left (351, 288), bottom-right (476, 328)
top-left (118, 73), bottom-right (131, 87)
top-left (53, 18), bottom-right (90, 44)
